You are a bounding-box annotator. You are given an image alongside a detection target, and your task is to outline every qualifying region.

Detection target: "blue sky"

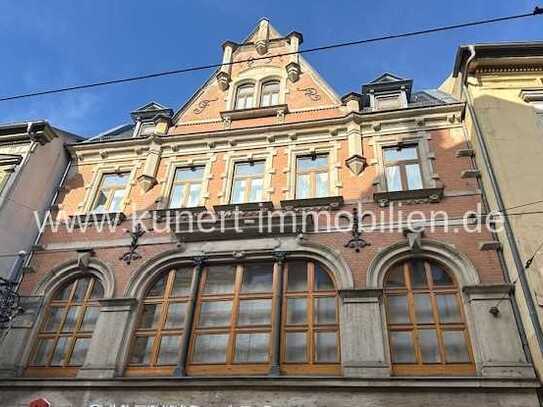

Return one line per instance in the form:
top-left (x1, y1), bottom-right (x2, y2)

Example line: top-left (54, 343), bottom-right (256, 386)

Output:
top-left (0, 1), bottom-right (541, 137)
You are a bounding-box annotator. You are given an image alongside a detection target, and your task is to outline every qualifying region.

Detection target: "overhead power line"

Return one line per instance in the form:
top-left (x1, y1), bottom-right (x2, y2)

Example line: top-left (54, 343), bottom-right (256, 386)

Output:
top-left (0, 7), bottom-right (542, 103)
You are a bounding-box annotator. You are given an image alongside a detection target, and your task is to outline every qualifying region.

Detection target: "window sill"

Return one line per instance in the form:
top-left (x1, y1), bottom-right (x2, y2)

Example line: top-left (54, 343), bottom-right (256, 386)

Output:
top-left (68, 212), bottom-right (126, 228)
top-left (373, 187), bottom-right (444, 206)
top-left (280, 196), bottom-right (344, 211)
top-left (220, 104), bottom-right (288, 121)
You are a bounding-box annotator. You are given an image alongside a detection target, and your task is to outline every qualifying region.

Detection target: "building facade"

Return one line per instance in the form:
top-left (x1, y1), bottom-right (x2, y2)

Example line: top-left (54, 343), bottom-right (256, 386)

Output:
top-left (446, 42), bottom-right (543, 379)
top-left (0, 22), bottom-right (540, 406)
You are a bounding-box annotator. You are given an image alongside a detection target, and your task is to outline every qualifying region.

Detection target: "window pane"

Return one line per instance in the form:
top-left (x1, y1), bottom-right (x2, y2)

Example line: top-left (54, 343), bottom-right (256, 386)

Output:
top-left (315, 332), bottom-right (338, 362)
top-left (241, 263), bottom-right (273, 293)
top-left (69, 337), bottom-right (91, 366)
top-left (443, 331), bottom-right (470, 363)
top-left (410, 260), bottom-right (428, 288)
top-left (130, 336), bottom-right (154, 365)
top-left (235, 162), bottom-right (264, 176)
top-left (174, 167), bottom-right (204, 181)
top-left (80, 306), bottom-right (99, 331)
top-left (387, 295), bottom-right (410, 324)
top-left (315, 263), bottom-right (334, 290)
top-left (384, 146), bottom-right (418, 162)
top-left (235, 85), bottom-right (255, 110)
top-left (237, 299), bottom-right (272, 326)
top-left (315, 172), bottom-right (329, 197)
top-left (414, 294), bottom-right (434, 324)
top-left (169, 184), bottom-right (184, 208)
top-left (437, 294), bottom-right (461, 323)
top-left (50, 337), bottom-right (68, 366)
top-left (102, 173), bottom-right (129, 187)
top-left (287, 298), bottom-right (307, 325)
top-left (298, 155), bottom-right (328, 171)
top-left (73, 278), bottom-right (90, 302)
top-left (172, 269), bottom-right (192, 297)
top-left (285, 332), bottom-right (307, 362)
top-left (165, 303), bottom-right (187, 329)
top-left (296, 174), bottom-right (310, 199)
top-left (314, 297), bottom-right (336, 324)
top-left (109, 189), bottom-right (125, 212)
top-left (192, 334), bottom-right (229, 363)
top-left (32, 339), bottom-right (55, 366)
top-left (418, 329), bottom-right (440, 363)
top-left (92, 191), bottom-right (108, 212)
top-left (43, 306), bottom-right (64, 332)
top-left (249, 178), bottom-right (263, 202)
top-left (199, 301), bottom-right (232, 327)
top-left (431, 264), bottom-right (453, 286)
top-left (406, 164), bottom-right (423, 190)
top-left (54, 282), bottom-right (74, 300)
top-left (231, 180), bottom-right (245, 203)
top-left (148, 274), bottom-right (167, 297)
top-left (235, 333), bottom-right (270, 362)
top-left (62, 306), bottom-right (81, 332)
top-left (139, 304), bottom-right (162, 329)
top-left (90, 281), bottom-right (104, 299)
top-left (287, 262), bottom-right (308, 291)
top-left (385, 265), bottom-right (405, 287)
top-left (385, 166), bottom-right (402, 192)
top-left (390, 331), bottom-right (416, 363)
top-left (187, 184), bottom-right (201, 207)
top-left (204, 265), bottom-right (235, 294)
top-left (157, 335), bottom-right (182, 365)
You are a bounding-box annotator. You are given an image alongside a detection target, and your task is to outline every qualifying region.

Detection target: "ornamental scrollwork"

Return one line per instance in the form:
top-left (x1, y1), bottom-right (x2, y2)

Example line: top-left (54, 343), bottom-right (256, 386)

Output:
top-left (193, 98), bottom-right (218, 115)
top-left (297, 87), bottom-right (321, 101)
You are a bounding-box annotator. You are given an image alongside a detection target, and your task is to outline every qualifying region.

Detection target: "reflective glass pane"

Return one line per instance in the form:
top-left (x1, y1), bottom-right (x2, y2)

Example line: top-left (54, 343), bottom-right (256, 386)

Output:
top-left (90, 281), bottom-right (104, 299)
top-left (157, 335), bottom-right (182, 365)
top-left (73, 278), bottom-right (90, 302)
top-left (50, 337), bottom-right (68, 366)
top-left (237, 299), bottom-right (272, 326)
top-left (390, 331), bottom-right (416, 363)
top-left (386, 166), bottom-right (402, 191)
top-left (406, 164), bottom-right (423, 190)
top-left (235, 162), bottom-right (264, 176)
top-left (32, 339), bottom-right (54, 366)
top-left (296, 174), bottom-right (310, 199)
top-left (315, 332), bottom-right (338, 362)
top-left (92, 191), bottom-right (108, 212)
top-left (315, 263), bottom-right (334, 290)
top-left (80, 306), bottom-right (99, 331)
top-left (285, 332), bottom-right (307, 362)
top-left (62, 306), bottom-right (81, 332)
top-left (314, 297), bottom-right (336, 324)
top-left (102, 173), bottom-right (129, 187)
top-left (199, 301), bottom-right (232, 327)
top-left (431, 263), bottom-right (453, 286)
top-left (387, 295), bottom-right (410, 324)
top-left (443, 331), bottom-right (470, 363)
top-left (287, 298), bottom-right (307, 325)
top-left (109, 189), bottom-right (125, 212)
top-left (235, 333), bottom-right (269, 362)
top-left (231, 180), bottom-right (245, 203)
top-left (249, 178), bottom-right (263, 202)
top-left (43, 306), bottom-right (64, 332)
top-left (54, 282), bottom-right (74, 300)
top-left (130, 336), bottom-right (154, 365)
top-left (174, 167), bottom-right (204, 181)
top-left (410, 260), bottom-right (428, 288)
top-left (165, 303), bottom-right (187, 329)
top-left (192, 334), bottom-right (229, 363)
top-left (297, 155), bottom-right (328, 171)
top-left (315, 172), bottom-right (329, 197)
top-left (287, 262), bottom-right (308, 291)
top-left (69, 337), bottom-right (91, 366)
top-left (168, 184), bottom-right (184, 208)
top-left (204, 265), bottom-right (235, 294)
top-left (148, 274), bottom-right (167, 297)
top-left (419, 329), bottom-right (440, 363)
top-left (241, 263), bottom-right (273, 293)
top-left (187, 184), bottom-right (201, 207)
top-left (171, 268), bottom-right (192, 297)
top-left (383, 146), bottom-right (418, 162)
top-left (139, 304), bottom-right (162, 329)
top-left (437, 294), bottom-right (461, 323)
top-left (385, 265), bottom-right (405, 287)
top-left (414, 294), bottom-right (434, 324)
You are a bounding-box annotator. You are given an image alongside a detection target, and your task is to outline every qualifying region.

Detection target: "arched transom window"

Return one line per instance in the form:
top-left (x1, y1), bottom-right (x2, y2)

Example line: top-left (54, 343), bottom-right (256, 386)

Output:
top-left (260, 80), bottom-right (280, 107)
top-left (27, 275), bottom-right (104, 377)
top-left (234, 83), bottom-right (255, 110)
top-left (384, 259), bottom-right (474, 375)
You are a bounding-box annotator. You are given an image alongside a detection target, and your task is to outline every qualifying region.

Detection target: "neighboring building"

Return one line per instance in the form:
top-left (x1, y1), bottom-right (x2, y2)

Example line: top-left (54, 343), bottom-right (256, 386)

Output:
top-left (0, 22), bottom-right (539, 406)
top-left (445, 42), bottom-right (543, 380)
top-left (0, 121), bottom-right (79, 281)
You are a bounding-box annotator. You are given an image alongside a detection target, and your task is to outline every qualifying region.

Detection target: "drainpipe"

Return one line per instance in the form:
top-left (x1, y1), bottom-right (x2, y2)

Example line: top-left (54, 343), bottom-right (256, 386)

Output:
top-left (461, 47), bottom-right (543, 364)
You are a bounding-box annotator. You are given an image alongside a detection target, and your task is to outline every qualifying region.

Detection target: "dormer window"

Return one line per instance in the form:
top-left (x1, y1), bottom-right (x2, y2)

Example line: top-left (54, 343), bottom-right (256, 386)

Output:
top-left (138, 122), bottom-right (155, 136)
top-left (374, 93), bottom-right (403, 111)
top-left (260, 80), bottom-right (280, 107)
top-left (235, 84), bottom-right (255, 110)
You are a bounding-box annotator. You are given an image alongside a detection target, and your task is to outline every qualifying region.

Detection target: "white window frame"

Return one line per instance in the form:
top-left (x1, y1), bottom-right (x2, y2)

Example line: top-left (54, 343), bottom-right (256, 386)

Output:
top-left (226, 66), bottom-right (286, 111)
top-left (82, 166), bottom-right (137, 214)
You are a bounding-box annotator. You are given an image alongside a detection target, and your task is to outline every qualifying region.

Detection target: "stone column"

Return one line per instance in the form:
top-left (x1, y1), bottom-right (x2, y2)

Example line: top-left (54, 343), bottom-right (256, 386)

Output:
top-left (78, 297), bottom-right (138, 379)
top-left (463, 284), bottom-right (536, 378)
top-left (0, 296), bottom-right (43, 378)
top-left (339, 289), bottom-right (390, 377)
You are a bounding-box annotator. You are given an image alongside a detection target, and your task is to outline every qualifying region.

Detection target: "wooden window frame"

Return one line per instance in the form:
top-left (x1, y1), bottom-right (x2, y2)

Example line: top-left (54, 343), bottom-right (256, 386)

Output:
top-left (168, 166), bottom-right (205, 208)
top-left (295, 154), bottom-right (330, 199)
top-left (382, 145), bottom-right (424, 192)
top-left (260, 80), bottom-right (280, 107)
top-left (26, 276), bottom-right (103, 378)
top-left (91, 172), bottom-right (129, 213)
top-left (384, 259), bottom-right (475, 376)
top-left (229, 161), bottom-right (266, 204)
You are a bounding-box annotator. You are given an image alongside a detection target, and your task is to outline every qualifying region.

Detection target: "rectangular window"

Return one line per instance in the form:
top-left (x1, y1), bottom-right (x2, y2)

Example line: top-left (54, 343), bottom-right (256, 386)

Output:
top-left (296, 154), bottom-right (330, 199)
top-left (91, 173), bottom-right (129, 213)
top-left (139, 122), bottom-right (155, 136)
top-left (169, 166), bottom-right (205, 208)
top-left (230, 161), bottom-right (265, 204)
top-left (375, 94), bottom-right (402, 110)
top-left (383, 146), bottom-right (423, 192)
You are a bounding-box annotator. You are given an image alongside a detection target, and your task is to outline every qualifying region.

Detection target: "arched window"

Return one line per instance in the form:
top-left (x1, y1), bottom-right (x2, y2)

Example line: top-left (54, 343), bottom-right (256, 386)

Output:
top-left (126, 267), bottom-right (193, 375)
top-left (27, 275), bottom-right (104, 377)
top-left (260, 80), bottom-right (280, 107)
top-left (234, 83), bottom-right (255, 110)
top-left (384, 259), bottom-right (474, 375)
